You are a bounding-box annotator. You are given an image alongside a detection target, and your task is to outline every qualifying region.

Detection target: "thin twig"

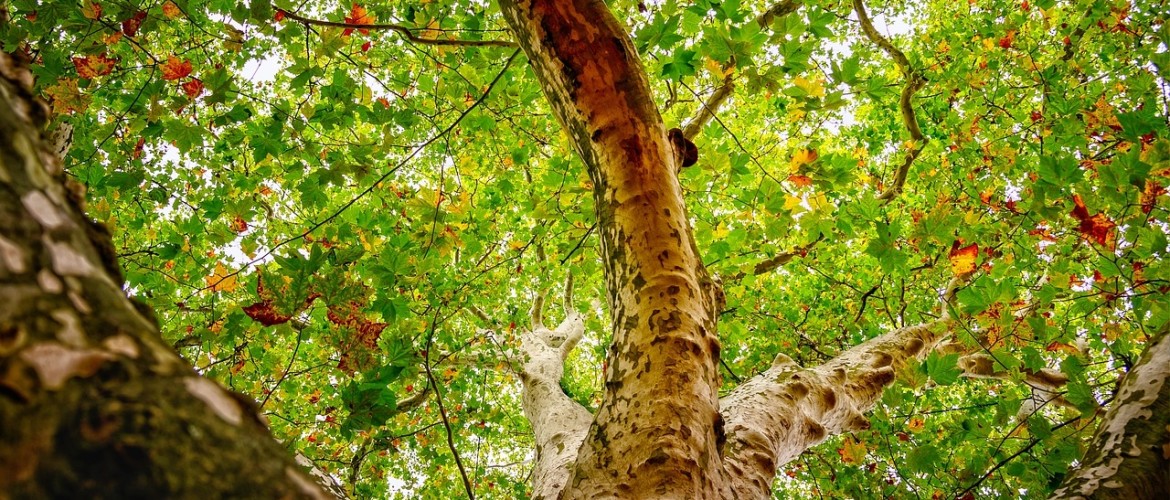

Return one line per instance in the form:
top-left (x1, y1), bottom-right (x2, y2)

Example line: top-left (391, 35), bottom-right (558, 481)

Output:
top-left (424, 309), bottom-right (476, 500)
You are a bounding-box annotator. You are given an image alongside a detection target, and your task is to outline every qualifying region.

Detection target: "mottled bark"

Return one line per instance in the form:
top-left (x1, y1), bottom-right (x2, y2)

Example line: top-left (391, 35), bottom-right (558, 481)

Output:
top-left (499, 0), bottom-right (727, 497)
top-left (519, 279), bottom-right (592, 499)
top-left (0, 52), bottom-right (329, 498)
top-left (1050, 331), bottom-right (1170, 499)
top-left (720, 317), bottom-right (952, 498)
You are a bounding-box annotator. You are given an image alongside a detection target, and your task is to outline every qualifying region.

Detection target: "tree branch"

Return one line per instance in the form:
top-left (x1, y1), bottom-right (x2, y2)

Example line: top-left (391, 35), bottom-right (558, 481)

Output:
top-left (278, 9), bottom-right (516, 48)
top-left (852, 0), bottom-right (927, 203)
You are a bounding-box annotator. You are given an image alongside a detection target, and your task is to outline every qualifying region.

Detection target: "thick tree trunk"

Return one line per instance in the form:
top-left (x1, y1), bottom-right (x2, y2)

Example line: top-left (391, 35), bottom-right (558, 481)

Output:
top-left (1050, 330), bottom-right (1170, 499)
top-left (0, 52), bottom-right (329, 498)
top-left (499, 0), bottom-right (728, 497)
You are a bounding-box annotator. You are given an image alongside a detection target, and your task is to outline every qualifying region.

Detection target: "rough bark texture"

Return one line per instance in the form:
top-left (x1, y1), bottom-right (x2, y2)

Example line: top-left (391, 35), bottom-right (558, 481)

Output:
top-left (0, 52), bottom-right (329, 499)
top-left (499, 0), bottom-right (728, 497)
top-left (1050, 331), bottom-right (1170, 499)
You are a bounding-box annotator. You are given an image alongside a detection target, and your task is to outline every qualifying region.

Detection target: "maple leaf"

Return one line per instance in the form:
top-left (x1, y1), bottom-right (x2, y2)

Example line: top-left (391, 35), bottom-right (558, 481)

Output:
top-left (161, 55), bottom-right (193, 81)
top-left (205, 262), bottom-right (239, 292)
top-left (73, 53), bottom-right (118, 79)
top-left (949, 240), bottom-right (979, 275)
top-left (790, 148), bottom-right (818, 172)
top-left (274, 10), bottom-right (286, 22)
top-left (787, 174), bottom-right (813, 187)
top-left (122, 11), bottom-right (147, 36)
top-left (230, 215), bottom-right (248, 233)
top-left (162, 1), bottom-right (182, 19)
top-left (43, 78), bottom-right (92, 115)
top-left (181, 78), bottom-right (204, 98)
top-left (343, 4), bottom-right (375, 37)
top-left (837, 437), bottom-right (867, 464)
top-left (1069, 194), bottom-right (1116, 248)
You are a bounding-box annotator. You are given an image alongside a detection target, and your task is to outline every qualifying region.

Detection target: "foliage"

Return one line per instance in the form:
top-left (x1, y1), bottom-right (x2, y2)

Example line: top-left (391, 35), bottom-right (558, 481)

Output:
top-left (3, 0), bottom-right (1168, 497)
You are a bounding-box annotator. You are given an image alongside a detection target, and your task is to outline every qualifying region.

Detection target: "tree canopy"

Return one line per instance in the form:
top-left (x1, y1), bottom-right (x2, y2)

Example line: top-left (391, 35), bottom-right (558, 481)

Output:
top-left (3, 0), bottom-right (1169, 497)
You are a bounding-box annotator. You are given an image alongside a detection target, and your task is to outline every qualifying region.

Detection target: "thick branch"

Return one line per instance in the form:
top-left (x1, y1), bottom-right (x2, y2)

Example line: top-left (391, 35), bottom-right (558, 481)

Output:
top-left (279, 9), bottom-right (516, 48)
top-left (1050, 330), bottom-right (1170, 499)
top-left (853, 0), bottom-right (927, 203)
top-left (518, 295), bottom-right (591, 499)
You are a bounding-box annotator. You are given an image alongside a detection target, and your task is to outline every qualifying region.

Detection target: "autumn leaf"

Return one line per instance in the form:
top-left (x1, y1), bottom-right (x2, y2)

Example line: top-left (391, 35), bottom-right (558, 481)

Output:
top-left (181, 78), bottom-right (204, 98)
top-left (837, 437), bottom-right (867, 464)
top-left (948, 240), bottom-right (979, 276)
top-left (787, 174), bottom-right (813, 187)
top-left (1141, 180), bottom-right (1164, 214)
top-left (161, 56), bottom-right (193, 81)
top-left (43, 78), bottom-right (91, 115)
top-left (73, 54), bottom-right (117, 79)
top-left (790, 148), bottom-right (818, 172)
top-left (122, 11), bottom-right (147, 36)
top-left (1069, 194), bottom-right (1116, 248)
top-left (343, 4), bottom-right (375, 37)
top-left (81, 1), bottom-right (102, 20)
top-left (162, 1), bottom-right (182, 19)
top-left (205, 262), bottom-right (239, 293)
top-left (230, 215), bottom-right (248, 234)
top-left (274, 10), bottom-right (287, 22)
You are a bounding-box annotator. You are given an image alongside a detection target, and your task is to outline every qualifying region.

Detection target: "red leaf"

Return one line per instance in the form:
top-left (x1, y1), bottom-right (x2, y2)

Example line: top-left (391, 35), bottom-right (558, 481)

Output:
top-left (181, 78), bottom-right (204, 98)
top-left (161, 55), bottom-right (192, 81)
top-left (243, 300), bottom-right (293, 326)
top-left (274, 9), bottom-right (286, 22)
top-left (73, 53), bottom-right (118, 78)
top-left (1069, 194), bottom-right (1116, 248)
top-left (361, 41), bottom-right (372, 52)
top-left (122, 11), bottom-right (146, 36)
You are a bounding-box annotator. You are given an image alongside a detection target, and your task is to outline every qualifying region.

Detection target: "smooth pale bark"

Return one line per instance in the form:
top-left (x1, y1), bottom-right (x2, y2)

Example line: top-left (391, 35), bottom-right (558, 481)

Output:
top-left (1050, 331), bottom-right (1170, 499)
top-left (0, 52), bottom-right (330, 498)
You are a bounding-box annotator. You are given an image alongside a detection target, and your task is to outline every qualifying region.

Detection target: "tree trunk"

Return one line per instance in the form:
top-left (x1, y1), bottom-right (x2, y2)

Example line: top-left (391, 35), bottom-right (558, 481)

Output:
top-left (1050, 330), bottom-right (1170, 499)
top-left (0, 52), bottom-right (329, 499)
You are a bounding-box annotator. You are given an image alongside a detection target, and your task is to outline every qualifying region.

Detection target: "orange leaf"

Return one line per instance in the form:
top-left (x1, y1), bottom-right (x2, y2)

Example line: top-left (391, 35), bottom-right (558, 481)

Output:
top-left (1141, 180), bottom-right (1164, 214)
top-left (162, 1), bottom-right (182, 19)
top-left (161, 55), bottom-right (192, 81)
top-left (344, 4), bottom-right (375, 36)
top-left (787, 174), bottom-right (813, 187)
top-left (73, 54), bottom-right (118, 79)
top-left (948, 240), bottom-right (979, 276)
top-left (1069, 194), bottom-right (1116, 248)
top-left (181, 78), bottom-right (204, 98)
top-left (230, 215), bottom-right (248, 234)
top-left (790, 148), bottom-right (818, 172)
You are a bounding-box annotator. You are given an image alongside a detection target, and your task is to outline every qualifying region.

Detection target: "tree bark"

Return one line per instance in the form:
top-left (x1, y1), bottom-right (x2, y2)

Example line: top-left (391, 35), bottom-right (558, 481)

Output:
top-left (499, 0), bottom-right (728, 497)
top-left (0, 52), bottom-right (329, 498)
top-left (1050, 330), bottom-right (1170, 499)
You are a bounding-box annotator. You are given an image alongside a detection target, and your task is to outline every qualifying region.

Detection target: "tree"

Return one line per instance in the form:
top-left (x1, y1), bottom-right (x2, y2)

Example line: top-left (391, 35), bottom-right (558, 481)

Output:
top-left (2, 0), bottom-right (1168, 498)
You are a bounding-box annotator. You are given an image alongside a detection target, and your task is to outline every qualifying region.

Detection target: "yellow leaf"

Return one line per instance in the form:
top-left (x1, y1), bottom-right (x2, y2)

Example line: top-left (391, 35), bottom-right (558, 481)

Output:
top-left (948, 240), bottom-right (979, 276)
top-left (793, 76), bottom-right (825, 98)
top-left (205, 262), bottom-right (239, 293)
top-left (783, 194), bottom-right (804, 213)
top-left (837, 437), bottom-right (867, 464)
top-left (790, 148), bottom-right (818, 172)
